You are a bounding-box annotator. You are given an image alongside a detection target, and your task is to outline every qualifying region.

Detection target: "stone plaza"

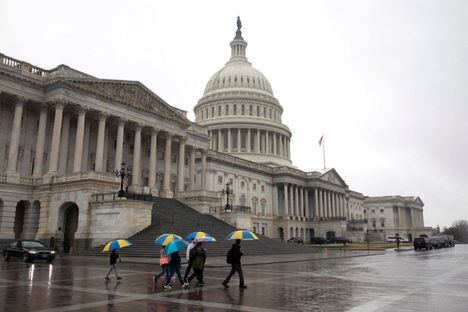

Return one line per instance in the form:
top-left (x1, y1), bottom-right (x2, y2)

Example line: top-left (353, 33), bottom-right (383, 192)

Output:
top-left (0, 245), bottom-right (467, 311)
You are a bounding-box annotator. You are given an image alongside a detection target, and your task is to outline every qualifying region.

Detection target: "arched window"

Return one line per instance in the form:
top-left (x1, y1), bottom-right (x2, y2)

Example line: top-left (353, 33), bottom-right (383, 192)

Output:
top-left (249, 105), bottom-right (253, 116)
top-left (263, 107), bottom-right (267, 117)
top-left (233, 104), bottom-right (237, 115)
top-left (218, 106), bottom-right (221, 116)
top-left (269, 108), bottom-right (272, 119)
top-left (211, 107), bottom-right (215, 117)
top-left (240, 194), bottom-right (246, 206)
top-left (241, 105), bottom-right (245, 115)
top-left (257, 106), bottom-right (260, 116)
top-left (225, 105), bottom-right (229, 116)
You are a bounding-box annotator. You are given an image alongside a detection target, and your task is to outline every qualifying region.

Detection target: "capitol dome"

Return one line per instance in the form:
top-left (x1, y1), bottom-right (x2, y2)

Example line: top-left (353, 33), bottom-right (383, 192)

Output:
top-left (194, 18), bottom-right (292, 167)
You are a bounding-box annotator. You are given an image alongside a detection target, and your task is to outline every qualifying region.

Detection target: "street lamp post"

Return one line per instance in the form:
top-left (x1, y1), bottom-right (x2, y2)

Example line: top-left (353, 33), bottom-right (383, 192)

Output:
top-left (222, 182), bottom-right (233, 211)
top-left (115, 162), bottom-right (130, 198)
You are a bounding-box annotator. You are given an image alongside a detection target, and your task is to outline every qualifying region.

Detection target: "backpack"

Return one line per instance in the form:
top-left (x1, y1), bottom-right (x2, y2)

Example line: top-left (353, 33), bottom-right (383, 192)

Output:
top-left (226, 248), bottom-right (233, 264)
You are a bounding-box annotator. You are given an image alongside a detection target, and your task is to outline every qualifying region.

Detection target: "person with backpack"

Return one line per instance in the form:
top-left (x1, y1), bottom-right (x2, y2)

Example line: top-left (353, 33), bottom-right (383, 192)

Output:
top-left (105, 249), bottom-right (122, 281)
top-left (164, 251), bottom-right (184, 289)
top-left (185, 241), bottom-right (207, 287)
top-left (183, 239), bottom-right (196, 287)
top-left (223, 239), bottom-right (247, 289)
top-left (153, 246), bottom-right (169, 287)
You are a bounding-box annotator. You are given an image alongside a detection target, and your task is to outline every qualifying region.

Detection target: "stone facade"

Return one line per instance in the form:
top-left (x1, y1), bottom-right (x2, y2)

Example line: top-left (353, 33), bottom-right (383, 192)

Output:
top-left (0, 22), bottom-right (432, 249)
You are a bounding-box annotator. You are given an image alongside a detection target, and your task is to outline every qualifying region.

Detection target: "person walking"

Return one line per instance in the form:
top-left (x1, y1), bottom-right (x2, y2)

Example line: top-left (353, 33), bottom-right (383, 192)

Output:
top-left (105, 249), bottom-right (122, 281)
top-left (186, 241), bottom-right (207, 287)
top-left (153, 246), bottom-right (169, 287)
top-left (164, 251), bottom-right (184, 289)
top-left (223, 239), bottom-right (247, 289)
top-left (183, 239), bottom-right (196, 287)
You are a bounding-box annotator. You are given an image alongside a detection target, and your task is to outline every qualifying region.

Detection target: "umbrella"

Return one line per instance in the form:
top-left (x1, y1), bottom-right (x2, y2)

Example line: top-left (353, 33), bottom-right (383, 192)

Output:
top-left (226, 229), bottom-right (259, 240)
top-left (185, 231), bottom-right (216, 242)
top-left (163, 239), bottom-right (188, 255)
top-left (102, 239), bottom-right (132, 252)
top-left (154, 234), bottom-right (183, 246)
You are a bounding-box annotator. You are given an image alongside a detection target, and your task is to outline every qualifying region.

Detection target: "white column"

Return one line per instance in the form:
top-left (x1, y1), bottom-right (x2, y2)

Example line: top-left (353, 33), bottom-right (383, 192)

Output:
top-left (326, 191), bottom-right (331, 218)
top-left (58, 112), bottom-right (70, 175)
top-left (131, 125), bottom-right (142, 187)
top-left (265, 131), bottom-right (270, 155)
top-left (218, 129), bottom-right (223, 152)
top-left (81, 119), bottom-right (90, 171)
top-left (283, 184), bottom-right (289, 216)
top-left (247, 129), bottom-right (251, 152)
top-left (227, 129), bottom-right (231, 153)
top-left (299, 187), bottom-right (304, 217)
top-left (273, 133), bottom-right (277, 155)
top-left (208, 131), bottom-right (213, 149)
top-left (177, 137), bottom-right (186, 193)
top-left (6, 98), bottom-right (25, 173)
top-left (289, 184), bottom-right (294, 216)
top-left (286, 137), bottom-right (290, 159)
top-left (148, 128), bottom-right (158, 191)
top-left (237, 128), bottom-right (241, 151)
top-left (201, 149), bottom-right (207, 189)
top-left (294, 185), bottom-right (299, 217)
top-left (256, 130), bottom-right (260, 153)
top-left (32, 104), bottom-right (48, 177)
top-left (189, 148), bottom-right (195, 190)
top-left (305, 189), bottom-right (309, 219)
top-left (47, 100), bottom-right (65, 175)
top-left (161, 133), bottom-right (173, 197)
top-left (318, 189), bottom-right (323, 218)
top-left (114, 119), bottom-right (125, 172)
top-left (94, 113), bottom-right (107, 172)
top-left (73, 108), bottom-right (86, 173)
top-left (314, 188), bottom-right (319, 218)
top-left (279, 135), bottom-right (284, 157)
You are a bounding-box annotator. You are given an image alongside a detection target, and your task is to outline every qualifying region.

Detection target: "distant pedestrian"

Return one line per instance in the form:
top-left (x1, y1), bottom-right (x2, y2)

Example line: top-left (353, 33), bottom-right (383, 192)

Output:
top-left (105, 249), bottom-right (122, 281)
top-left (223, 239), bottom-right (247, 289)
top-left (164, 251), bottom-right (184, 289)
top-left (183, 240), bottom-right (196, 287)
top-left (396, 237), bottom-right (401, 250)
top-left (186, 241), bottom-right (207, 287)
top-left (153, 246), bottom-right (169, 287)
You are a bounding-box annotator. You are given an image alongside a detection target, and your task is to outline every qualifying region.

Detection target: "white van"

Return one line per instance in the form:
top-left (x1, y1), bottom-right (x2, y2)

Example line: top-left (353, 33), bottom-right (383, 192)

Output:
top-left (387, 236), bottom-right (409, 243)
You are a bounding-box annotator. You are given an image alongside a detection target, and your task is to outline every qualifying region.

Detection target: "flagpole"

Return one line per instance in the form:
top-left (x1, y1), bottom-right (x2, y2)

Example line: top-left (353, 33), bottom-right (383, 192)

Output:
top-left (322, 136), bottom-right (326, 169)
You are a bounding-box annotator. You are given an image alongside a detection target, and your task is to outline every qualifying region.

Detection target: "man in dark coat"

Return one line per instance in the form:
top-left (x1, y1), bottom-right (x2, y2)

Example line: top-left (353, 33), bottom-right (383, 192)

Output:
top-left (222, 239), bottom-right (247, 289)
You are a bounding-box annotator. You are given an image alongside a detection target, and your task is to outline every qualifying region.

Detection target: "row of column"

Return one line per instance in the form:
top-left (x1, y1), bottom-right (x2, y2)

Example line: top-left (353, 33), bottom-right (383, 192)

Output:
top-left (208, 128), bottom-right (290, 158)
top-left (5, 98), bottom-right (207, 195)
top-left (281, 184), bottom-right (347, 219)
top-left (282, 184), bottom-right (310, 219)
top-left (313, 188), bottom-right (346, 219)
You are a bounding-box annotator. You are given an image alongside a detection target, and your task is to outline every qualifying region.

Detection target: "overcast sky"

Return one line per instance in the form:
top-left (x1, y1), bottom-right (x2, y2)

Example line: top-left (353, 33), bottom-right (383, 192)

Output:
top-left (1, 0), bottom-right (467, 228)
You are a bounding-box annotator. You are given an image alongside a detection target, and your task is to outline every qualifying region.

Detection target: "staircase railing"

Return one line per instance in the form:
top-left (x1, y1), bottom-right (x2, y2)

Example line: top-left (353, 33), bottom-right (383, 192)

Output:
top-left (91, 192), bottom-right (154, 202)
top-left (209, 205), bottom-right (252, 214)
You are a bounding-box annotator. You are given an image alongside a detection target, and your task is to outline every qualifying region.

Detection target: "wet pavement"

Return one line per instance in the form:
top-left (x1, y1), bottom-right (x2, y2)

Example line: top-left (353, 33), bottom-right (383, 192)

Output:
top-left (1, 245), bottom-right (467, 311)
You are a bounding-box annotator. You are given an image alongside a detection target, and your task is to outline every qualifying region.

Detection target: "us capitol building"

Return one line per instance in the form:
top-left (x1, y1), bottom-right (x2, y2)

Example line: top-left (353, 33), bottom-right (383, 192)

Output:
top-left (0, 19), bottom-right (431, 250)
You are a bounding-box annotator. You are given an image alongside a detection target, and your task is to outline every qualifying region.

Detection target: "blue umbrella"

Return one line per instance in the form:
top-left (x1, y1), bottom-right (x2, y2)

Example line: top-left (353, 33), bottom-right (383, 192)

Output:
top-left (163, 239), bottom-right (188, 255)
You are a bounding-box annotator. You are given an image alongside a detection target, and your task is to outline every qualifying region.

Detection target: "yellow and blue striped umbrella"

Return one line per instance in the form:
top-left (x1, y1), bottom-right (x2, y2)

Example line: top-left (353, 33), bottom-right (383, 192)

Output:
top-left (154, 234), bottom-right (183, 246)
top-left (185, 231), bottom-right (216, 242)
top-left (225, 229), bottom-right (259, 240)
top-left (102, 239), bottom-right (132, 252)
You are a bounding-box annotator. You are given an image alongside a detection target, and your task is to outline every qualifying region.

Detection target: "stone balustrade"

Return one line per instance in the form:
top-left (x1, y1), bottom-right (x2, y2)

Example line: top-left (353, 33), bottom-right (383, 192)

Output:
top-left (0, 53), bottom-right (49, 77)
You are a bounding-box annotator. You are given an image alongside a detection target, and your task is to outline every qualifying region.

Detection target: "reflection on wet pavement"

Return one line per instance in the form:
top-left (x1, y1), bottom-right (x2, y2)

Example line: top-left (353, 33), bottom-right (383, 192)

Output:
top-left (0, 246), bottom-right (468, 311)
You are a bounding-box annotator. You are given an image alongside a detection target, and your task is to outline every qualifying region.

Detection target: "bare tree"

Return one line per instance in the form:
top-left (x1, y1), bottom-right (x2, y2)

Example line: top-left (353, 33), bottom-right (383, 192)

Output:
top-left (443, 220), bottom-right (468, 243)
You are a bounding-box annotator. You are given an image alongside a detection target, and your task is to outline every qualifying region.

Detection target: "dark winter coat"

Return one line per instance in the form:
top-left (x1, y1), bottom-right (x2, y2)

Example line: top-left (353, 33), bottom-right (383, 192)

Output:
top-left (110, 250), bottom-right (119, 265)
top-left (226, 243), bottom-right (243, 264)
top-left (192, 245), bottom-right (207, 270)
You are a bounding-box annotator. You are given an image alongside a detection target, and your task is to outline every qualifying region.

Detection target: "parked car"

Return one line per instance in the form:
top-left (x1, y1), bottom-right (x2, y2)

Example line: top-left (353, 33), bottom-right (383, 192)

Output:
top-left (3, 240), bottom-right (56, 263)
top-left (310, 237), bottom-right (328, 244)
top-left (333, 237), bottom-right (352, 244)
top-left (413, 237), bottom-right (433, 250)
top-left (437, 235), bottom-right (455, 247)
top-left (287, 237), bottom-right (304, 244)
top-left (429, 237), bottom-right (443, 249)
top-left (387, 236), bottom-right (409, 243)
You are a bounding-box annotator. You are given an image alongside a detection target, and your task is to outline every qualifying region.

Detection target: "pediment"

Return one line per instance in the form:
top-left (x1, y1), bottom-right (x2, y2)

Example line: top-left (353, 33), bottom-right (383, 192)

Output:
top-left (62, 79), bottom-right (191, 127)
top-left (318, 168), bottom-right (347, 187)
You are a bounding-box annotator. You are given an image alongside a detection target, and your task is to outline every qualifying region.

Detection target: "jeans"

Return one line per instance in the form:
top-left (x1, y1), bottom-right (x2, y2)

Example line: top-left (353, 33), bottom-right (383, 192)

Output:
top-left (223, 263), bottom-right (244, 286)
top-left (166, 264), bottom-right (184, 285)
top-left (183, 258), bottom-right (193, 282)
top-left (154, 264), bottom-right (168, 281)
top-left (188, 268), bottom-right (204, 283)
top-left (105, 264), bottom-right (119, 278)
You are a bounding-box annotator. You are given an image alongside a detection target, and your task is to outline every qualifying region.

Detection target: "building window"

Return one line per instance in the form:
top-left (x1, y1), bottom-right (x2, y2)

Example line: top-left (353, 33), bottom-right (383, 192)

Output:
top-left (253, 183), bottom-right (256, 191)
top-left (249, 105), bottom-right (253, 116)
top-left (225, 105), bottom-right (229, 116)
top-left (380, 209), bottom-right (384, 213)
top-left (233, 104), bottom-right (237, 115)
top-left (211, 107), bottom-right (215, 117)
top-left (241, 181), bottom-right (245, 189)
top-left (263, 107), bottom-right (266, 117)
top-left (218, 106), bottom-right (221, 116)
top-left (257, 106), bottom-right (260, 116)
top-left (218, 176), bottom-right (223, 184)
top-left (241, 105), bottom-right (245, 115)
top-left (261, 185), bottom-right (265, 192)
top-left (371, 209), bottom-right (375, 213)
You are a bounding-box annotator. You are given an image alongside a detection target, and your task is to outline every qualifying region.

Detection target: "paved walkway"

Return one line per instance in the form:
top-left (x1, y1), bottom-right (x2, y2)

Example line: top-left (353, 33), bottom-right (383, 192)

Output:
top-left (1, 246), bottom-right (465, 311)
